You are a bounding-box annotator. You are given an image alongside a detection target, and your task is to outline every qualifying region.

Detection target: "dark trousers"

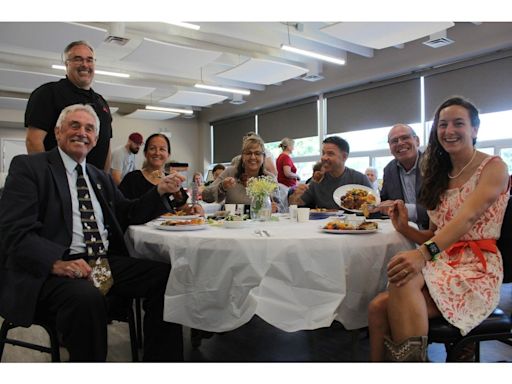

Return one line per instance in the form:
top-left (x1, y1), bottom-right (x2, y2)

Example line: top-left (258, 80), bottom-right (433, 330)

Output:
top-left (35, 255), bottom-right (183, 362)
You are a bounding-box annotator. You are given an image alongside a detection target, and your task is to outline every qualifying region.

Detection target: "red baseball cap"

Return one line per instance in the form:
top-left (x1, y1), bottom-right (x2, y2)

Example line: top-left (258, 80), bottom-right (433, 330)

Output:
top-left (128, 132), bottom-right (144, 145)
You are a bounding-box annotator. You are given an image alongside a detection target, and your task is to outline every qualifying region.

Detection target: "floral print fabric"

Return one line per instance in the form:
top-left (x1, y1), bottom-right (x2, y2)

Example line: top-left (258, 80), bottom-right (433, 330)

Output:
top-left (424, 156), bottom-right (509, 335)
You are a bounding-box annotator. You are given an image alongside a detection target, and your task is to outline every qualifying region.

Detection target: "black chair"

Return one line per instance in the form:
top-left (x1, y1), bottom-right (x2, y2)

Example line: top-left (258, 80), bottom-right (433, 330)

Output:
top-left (0, 296), bottom-right (139, 362)
top-left (428, 196), bottom-right (512, 362)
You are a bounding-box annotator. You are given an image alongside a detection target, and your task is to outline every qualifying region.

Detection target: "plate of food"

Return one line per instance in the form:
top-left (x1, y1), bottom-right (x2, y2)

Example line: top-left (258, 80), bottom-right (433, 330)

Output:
top-left (332, 184), bottom-right (380, 213)
top-left (155, 218), bottom-right (208, 231)
top-left (158, 211), bottom-right (201, 220)
top-left (321, 219), bottom-right (378, 234)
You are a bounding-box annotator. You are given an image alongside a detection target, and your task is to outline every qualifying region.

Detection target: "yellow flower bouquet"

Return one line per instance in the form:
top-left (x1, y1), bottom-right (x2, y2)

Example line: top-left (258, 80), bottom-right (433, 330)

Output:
top-left (246, 175), bottom-right (278, 220)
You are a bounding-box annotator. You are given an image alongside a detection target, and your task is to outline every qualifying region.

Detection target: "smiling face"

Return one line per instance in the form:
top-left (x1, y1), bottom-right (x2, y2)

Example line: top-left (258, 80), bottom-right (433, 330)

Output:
top-left (65, 43), bottom-right (95, 90)
top-left (436, 105), bottom-right (478, 155)
top-left (388, 124), bottom-right (420, 170)
top-left (321, 143), bottom-right (346, 175)
top-left (242, 142), bottom-right (265, 176)
top-left (55, 109), bottom-right (98, 163)
top-left (144, 135), bottom-right (170, 170)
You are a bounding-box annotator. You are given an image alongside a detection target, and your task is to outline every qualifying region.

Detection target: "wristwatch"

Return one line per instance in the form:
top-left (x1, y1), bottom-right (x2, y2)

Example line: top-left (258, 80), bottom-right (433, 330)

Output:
top-left (423, 240), bottom-right (441, 261)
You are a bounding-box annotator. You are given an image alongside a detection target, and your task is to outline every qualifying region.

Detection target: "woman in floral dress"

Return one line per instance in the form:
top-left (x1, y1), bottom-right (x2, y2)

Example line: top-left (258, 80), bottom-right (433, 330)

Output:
top-left (368, 96), bottom-right (510, 361)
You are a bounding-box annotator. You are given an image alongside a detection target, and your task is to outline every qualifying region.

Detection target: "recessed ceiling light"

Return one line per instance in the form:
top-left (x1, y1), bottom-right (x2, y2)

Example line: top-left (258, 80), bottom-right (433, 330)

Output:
top-left (194, 83), bottom-right (250, 96)
top-left (145, 105), bottom-right (194, 114)
top-left (281, 44), bottom-right (346, 65)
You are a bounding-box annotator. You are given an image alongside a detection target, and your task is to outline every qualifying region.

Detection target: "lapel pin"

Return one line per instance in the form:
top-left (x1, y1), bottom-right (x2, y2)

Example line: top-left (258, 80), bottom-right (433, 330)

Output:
top-left (97, 184), bottom-right (102, 190)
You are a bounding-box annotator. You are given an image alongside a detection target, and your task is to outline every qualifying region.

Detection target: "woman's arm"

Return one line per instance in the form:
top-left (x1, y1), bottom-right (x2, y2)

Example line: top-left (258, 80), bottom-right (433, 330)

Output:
top-left (283, 165), bottom-right (300, 180)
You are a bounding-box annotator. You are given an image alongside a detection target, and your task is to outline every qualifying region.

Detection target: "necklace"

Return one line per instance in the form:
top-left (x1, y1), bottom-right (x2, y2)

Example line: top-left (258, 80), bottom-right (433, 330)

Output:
top-left (448, 149), bottom-right (477, 179)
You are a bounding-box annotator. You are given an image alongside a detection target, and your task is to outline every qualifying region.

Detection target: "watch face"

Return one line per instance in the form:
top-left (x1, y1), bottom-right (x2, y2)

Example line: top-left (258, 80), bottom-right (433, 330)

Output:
top-left (426, 241), bottom-right (440, 256)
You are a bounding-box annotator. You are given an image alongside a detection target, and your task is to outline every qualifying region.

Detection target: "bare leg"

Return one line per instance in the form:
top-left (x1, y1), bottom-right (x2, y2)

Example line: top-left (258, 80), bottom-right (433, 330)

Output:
top-left (387, 274), bottom-right (440, 343)
top-left (368, 292), bottom-right (390, 362)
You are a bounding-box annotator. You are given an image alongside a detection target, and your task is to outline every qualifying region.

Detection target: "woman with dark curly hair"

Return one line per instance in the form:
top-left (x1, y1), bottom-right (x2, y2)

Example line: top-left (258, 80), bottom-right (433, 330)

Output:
top-left (368, 96), bottom-right (509, 361)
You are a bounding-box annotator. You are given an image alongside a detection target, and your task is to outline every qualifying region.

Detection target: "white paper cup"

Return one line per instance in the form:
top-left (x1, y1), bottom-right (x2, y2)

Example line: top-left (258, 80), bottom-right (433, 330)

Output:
top-left (224, 204), bottom-right (236, 215)
top-left (288, 204), bottom-right (298, 220)
top-left (297, 207), bottom-right (310, 222)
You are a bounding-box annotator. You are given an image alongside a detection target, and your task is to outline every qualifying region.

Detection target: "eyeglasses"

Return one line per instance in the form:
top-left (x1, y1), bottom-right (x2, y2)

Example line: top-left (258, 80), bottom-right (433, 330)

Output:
top-left (388, 134), bottom-right (415, 145)
top-left (66, 56), bottom-right (96, 65)
top-left (243, 151), bottom-right (264, 158)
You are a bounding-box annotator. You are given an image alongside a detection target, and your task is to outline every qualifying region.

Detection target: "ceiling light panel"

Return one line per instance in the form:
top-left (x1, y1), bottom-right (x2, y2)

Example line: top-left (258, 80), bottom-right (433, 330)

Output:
top-left (0, 68), bottom-right (61, 93)
top-left (125, 109), bottom-right (179, 120)
top-left (159, 91), bottom-right (228, 107)
top-left (0, 97), bottom-right (28, 110)
top-left (321, 22), bottom-right (455, 50)
top-left (0, 22), bottom-right (106, 57)
top-left (120, 38), bottom-right (222, 77)
top-left (194, 84), bottom-right (250, 95)
top-left (145, 105), bottom-right (193, 114)
top-left (216, 58), bottom-right (309, 85)
top-left (93, 81), bottom-right (155, 99)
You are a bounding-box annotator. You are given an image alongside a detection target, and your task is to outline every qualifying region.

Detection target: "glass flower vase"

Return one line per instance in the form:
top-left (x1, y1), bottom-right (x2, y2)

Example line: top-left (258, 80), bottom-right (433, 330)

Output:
top-left (250, 194), bottom-right (272, 221)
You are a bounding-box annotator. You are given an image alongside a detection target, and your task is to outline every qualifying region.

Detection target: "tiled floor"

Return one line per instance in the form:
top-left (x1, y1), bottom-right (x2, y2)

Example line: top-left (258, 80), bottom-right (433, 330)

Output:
top-left (1, 284), bottom-right (511, 362)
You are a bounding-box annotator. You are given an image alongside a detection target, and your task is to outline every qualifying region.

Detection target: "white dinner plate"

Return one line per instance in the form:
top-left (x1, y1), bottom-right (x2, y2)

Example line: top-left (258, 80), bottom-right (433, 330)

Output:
top-left (321, 228), bottom-right (378, 234)
top-left (157, 214), bottom-right (201, 220)
top-left (155, 223), bottom-right (208, 231)
top-left (332, 184), bottom-right (381, 213)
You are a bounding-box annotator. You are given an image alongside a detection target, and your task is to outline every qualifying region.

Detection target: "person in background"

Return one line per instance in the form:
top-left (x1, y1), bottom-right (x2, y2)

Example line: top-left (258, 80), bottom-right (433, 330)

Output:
top-left (25, 40), bottom-right (112, 171)
top-left (365, 167), bottom-right (380, 192)
top-left (0, 104), bottom-right (186, 361)
top-left (276, 137), bottom-right (300, 188)
top-left (204, 164), bottom-right (226, 187)
top-left (110, 132), bottom-right (144, 185)
top-left (203, 135), bottom-right (281, 212)
top-left (192, 171), bottom-right (205, 200)
top-left (288, 136), bottom-right (371, 209)
top-left (231, 132), bottom-right (278, 176)
top-left (306, 161), bottom-right (325, 185)
top-left (119, 133), bottom-right (203, 216)
top-left (378, 124), bottom-right (429, 229)
top-left (368, 96), bottom-right (509, 362)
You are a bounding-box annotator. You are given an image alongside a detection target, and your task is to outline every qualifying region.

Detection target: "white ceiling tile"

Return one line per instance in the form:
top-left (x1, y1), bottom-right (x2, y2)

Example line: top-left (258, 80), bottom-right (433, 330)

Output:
top-left (159, 91), bottom-right (227, 107)
top-left (0, 97), bottom-right (28, 110)
top-left (216, 58), bottom-right (308, 85)
top-left (321, 22), bottom-right (455, 50)
top-left (124, 109), bottom-right (179, 120)
top-left (0, 68), bottom-right (61, 93)
top-left (93, 80), bottom-right (155, 100)
top-left (0, 22), bottom-right (107, 58)
top-left (120, 38), bottom-right (222, 77)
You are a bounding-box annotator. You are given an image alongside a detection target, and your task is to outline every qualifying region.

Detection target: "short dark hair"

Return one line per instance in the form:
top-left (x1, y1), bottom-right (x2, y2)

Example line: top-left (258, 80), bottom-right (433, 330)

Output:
top-left (212, 163), bottom-right (226, 173)
top-left (323, 136), bottom-right (350, 154)
top-left (144, 133), bottom-right (171, 154)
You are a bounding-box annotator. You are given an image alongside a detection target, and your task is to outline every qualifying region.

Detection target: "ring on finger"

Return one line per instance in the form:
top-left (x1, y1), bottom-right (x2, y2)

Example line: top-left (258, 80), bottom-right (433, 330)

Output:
top-left (73, 270), bottom-right (82, 278)
top-left (403, 269), bottom-right (409, 276)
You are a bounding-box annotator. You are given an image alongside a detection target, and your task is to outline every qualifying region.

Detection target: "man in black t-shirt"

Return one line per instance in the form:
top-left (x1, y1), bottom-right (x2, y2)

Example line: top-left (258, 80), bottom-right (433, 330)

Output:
top-left (25, 40), bottom-right (112, 171)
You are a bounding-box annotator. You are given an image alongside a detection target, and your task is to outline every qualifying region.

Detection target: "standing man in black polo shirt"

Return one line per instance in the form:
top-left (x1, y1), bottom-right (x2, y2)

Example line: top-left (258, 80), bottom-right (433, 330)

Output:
top-left (25, 40), bottom-right (112, 171)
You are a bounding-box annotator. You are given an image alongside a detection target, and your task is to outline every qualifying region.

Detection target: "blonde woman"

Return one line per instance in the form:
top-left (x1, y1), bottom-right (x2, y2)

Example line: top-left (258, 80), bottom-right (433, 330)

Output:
top-left (276, 137), bottom-right (300, 187)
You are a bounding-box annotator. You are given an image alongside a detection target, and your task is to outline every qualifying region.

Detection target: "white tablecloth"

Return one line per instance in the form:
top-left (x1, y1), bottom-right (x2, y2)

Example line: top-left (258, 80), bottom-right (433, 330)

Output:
top-left (126, 217), bottom-right (415, 332)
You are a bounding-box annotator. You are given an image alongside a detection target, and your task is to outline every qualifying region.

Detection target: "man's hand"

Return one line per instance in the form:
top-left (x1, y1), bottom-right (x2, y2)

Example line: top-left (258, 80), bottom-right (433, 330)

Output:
top-left (157, 172), bottom-right (186, 195)
top-left (52, 259), bottom-right (92, 279)
top-left (288, 183), bottom-right (308, 205)
top-left (183, 203), bottom-right (205, 216)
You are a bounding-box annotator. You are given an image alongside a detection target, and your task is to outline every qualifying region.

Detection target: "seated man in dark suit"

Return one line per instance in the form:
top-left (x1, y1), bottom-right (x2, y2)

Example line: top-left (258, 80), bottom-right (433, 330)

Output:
top-left (0, 104), bottom-right (185, 361)
top-left (379, 123), bottom-right (429, 229)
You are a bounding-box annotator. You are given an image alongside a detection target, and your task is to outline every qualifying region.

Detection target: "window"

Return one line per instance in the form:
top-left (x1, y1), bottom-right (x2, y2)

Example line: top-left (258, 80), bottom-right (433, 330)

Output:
top-left (500, 148), bottom-right (512, 174)
top-left (345, 156), bottom-right (370, 174)
top-left (265, 136), bottom-right (320, 159)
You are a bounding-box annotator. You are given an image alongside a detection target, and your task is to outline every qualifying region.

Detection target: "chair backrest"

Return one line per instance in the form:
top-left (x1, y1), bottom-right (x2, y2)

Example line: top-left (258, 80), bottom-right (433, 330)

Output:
top-left (497, 196), bottom-right (512, 283)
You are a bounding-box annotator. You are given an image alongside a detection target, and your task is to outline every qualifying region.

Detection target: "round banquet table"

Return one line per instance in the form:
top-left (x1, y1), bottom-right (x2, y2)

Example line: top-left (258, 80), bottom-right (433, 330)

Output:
top-left (125, 217), bottom-right (416, 332)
